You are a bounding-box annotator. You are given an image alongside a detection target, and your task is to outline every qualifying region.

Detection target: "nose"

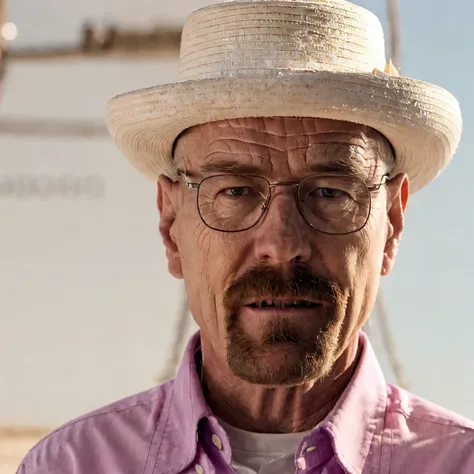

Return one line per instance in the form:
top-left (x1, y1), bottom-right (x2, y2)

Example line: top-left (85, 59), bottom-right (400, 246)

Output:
top-left (253, 189), bottom-right (312, 264)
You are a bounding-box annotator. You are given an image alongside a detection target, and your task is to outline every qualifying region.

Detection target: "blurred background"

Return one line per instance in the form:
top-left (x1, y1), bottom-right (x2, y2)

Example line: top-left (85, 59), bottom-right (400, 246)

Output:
top-left (0, 0), bottom-right (472, 472)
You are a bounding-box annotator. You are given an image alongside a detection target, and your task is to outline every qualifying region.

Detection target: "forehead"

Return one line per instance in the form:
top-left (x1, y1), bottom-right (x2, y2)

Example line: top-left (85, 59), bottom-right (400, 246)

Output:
top-left (174, 117), bottom-right (391, 177)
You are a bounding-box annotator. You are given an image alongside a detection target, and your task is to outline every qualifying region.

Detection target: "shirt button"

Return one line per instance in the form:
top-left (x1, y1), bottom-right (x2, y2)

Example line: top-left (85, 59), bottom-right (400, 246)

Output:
top-left (195, 464), bottom-right (204, 474)
top-left (211, 433), bottom-right (223, 450)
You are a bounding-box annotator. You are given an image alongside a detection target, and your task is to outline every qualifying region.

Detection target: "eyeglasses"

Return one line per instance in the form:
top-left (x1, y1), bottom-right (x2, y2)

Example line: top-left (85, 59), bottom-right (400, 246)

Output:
top-left (178, 171), bottom-right (388, 235)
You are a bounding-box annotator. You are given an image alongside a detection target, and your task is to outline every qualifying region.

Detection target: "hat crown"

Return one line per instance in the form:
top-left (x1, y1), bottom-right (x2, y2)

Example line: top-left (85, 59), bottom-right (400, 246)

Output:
top-left (179, 0), bottom-right (387, 81)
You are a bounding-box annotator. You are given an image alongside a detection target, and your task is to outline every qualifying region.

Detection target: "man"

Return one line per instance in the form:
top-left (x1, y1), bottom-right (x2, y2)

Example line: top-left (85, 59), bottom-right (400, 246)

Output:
top-left (17, 0), bottom-right (473, 473)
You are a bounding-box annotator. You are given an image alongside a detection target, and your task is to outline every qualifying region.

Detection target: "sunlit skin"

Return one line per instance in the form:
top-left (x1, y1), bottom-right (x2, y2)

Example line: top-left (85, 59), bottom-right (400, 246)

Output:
top-left (158, 117), bottom-right (409, 433)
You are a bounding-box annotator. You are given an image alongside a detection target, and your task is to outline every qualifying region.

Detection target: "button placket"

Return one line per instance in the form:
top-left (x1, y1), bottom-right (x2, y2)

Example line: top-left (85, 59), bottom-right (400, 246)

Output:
top-left (196, 417), bottom-right (235, 471)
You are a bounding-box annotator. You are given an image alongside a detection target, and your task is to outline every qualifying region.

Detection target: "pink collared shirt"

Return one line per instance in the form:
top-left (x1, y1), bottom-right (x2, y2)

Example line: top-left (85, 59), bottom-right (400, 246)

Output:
top-left (17, 332), bottom-right (474, 474)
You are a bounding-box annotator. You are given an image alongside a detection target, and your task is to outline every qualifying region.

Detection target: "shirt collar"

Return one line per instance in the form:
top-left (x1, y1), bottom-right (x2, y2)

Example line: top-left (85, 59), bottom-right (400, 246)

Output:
top-left (155, 331), bottom-right (387, 474)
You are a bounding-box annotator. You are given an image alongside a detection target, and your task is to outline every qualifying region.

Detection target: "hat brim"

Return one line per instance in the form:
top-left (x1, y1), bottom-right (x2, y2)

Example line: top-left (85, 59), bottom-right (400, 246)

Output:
top-left (107, 70), bottom-right (462, 193)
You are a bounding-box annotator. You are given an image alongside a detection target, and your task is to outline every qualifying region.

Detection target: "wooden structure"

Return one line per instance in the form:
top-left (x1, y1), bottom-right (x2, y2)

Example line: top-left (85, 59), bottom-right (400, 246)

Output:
top-left (6, 24), bottom-right (181, 62)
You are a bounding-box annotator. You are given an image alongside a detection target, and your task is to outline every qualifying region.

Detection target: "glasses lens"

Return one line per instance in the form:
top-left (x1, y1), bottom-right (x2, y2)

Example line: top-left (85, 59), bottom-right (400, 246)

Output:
top-left (198, 175), bottom-right (268, 231)
top-left (298, 175), bottom-right (371, 234)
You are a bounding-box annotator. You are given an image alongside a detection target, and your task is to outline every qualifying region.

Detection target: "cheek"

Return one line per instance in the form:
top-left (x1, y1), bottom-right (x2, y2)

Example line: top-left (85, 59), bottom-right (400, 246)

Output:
top-left (319, 214), bottom-right (385, 290)
top-left (179, 215), bottom-right (213, 290)
top-left (364, 203), bottom-right (390, 265)
top-left (316, 236), bottom-right (365, 288)
top-left (345, 214), bottom-right (388, 316)
top-left (176, 208), bottom-right (245, 327)
top-left (320, 222), bottom-right (386, 340)
top-left (180, 222), bottom-right (237, 284)
top-left (351, 218), bottom-right (387, 281)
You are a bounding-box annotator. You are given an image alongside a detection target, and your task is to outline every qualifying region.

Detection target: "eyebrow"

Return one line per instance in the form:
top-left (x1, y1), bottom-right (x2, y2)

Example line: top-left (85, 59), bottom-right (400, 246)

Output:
top-left (194, 158), bottom-right (370, 179)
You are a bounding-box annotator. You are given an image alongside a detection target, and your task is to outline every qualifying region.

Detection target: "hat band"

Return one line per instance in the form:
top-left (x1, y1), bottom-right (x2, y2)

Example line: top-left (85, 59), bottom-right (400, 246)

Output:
top-left (179, 58), bottom-right (389, 81)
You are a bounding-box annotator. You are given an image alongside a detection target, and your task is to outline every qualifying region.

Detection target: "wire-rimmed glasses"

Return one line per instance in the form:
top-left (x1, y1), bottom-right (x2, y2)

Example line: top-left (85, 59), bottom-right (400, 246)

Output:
top-left (179, 171), bottom-right (388, 235)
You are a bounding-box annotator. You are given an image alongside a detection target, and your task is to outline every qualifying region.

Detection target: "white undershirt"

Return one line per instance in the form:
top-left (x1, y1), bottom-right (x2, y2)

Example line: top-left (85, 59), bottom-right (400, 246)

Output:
top-left (218, 418), bottom-right (311, 474)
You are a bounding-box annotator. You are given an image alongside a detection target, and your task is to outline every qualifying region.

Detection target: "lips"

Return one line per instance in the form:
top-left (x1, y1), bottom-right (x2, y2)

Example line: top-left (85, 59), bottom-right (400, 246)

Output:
top-left (245, 299), bottom-right (323, 309)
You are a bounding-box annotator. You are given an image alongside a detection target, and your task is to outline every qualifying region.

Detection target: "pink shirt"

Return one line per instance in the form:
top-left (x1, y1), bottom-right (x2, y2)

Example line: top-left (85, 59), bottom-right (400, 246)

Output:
top-left (17, 332), bottom-right (474, 473)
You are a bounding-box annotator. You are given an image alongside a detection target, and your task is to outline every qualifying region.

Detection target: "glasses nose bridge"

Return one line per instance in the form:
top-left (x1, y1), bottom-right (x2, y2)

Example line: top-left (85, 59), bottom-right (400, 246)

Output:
top-left (268, 181), bottom-right (299, 190)
top-left (262, 181), bottom-right (300, 211)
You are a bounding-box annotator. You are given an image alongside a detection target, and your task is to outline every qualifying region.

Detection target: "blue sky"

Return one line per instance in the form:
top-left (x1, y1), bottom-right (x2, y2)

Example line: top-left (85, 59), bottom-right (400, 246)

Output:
top-left (1, 0), bottom-right (472, 427)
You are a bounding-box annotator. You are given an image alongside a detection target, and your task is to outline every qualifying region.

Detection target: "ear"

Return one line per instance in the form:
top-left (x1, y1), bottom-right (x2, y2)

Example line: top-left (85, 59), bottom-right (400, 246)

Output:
top-left (157, 175), bottom-right (183, 279)
top-left (381, 173), bottom-right (409, 276)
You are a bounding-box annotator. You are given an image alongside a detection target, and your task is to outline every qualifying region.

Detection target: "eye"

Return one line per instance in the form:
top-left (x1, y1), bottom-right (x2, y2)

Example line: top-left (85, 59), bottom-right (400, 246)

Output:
top-left (313, 187), bottom-right (347, 199)
top-left (223, 187), bottom-right (252, 197)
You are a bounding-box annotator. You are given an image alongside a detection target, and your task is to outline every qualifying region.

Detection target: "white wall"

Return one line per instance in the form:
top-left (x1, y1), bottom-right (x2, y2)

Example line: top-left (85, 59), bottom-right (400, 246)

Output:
top-left (0, 55), bottom-right (203, 428)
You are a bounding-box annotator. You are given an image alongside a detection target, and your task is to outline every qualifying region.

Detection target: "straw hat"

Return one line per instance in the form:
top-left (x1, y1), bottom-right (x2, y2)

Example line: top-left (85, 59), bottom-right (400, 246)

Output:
top-left (107, 0), bottom-right (462, 193)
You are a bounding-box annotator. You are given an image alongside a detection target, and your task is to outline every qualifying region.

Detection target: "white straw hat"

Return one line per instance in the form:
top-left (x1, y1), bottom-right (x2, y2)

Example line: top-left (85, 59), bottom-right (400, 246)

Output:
top-left (107, 0), bottom-right (462, 193)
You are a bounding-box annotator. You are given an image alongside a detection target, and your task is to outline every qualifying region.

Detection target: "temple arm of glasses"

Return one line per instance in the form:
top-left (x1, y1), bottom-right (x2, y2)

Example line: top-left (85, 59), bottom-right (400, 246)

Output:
top-left (177, 170), bottom-right (200, 189)
top-left (367, 174), bottom-right (389, 191)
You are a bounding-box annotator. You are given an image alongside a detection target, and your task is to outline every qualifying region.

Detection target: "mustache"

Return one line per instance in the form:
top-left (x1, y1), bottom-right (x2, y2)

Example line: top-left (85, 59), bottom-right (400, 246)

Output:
top-left (223, 264), bottom-right (343, 312)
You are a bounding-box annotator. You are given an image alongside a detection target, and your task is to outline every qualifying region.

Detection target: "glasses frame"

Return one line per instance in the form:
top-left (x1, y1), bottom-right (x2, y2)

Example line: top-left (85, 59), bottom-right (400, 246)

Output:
top-left (178, 170), bottom-right (389, 235)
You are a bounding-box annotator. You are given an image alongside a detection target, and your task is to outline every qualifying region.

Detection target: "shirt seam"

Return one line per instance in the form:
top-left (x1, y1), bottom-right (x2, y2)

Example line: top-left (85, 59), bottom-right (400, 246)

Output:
top-left (154, 389), bottom-right (176, 474)
top-left (388, 429), bottom-right (393, 474)
top-left (49, 396), bottom-right (166, 441)
top-left (378, 397), bottom-right (389, 474)
top-left (143, 422), bottom-right (161, 474)
top-left (394, 407), bottom-right (474, 433)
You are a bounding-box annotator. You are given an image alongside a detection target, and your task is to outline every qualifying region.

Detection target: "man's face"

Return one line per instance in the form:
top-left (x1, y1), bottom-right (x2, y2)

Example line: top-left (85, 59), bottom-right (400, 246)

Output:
top-left (158, 117), bottom-right (408, 386)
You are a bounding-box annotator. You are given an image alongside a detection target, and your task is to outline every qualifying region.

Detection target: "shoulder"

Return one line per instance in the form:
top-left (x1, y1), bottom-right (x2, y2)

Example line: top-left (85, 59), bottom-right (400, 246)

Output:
top-left (17, 381), bottom-right (173, 474)
top-left (385, 383), bottom-right (474, 471)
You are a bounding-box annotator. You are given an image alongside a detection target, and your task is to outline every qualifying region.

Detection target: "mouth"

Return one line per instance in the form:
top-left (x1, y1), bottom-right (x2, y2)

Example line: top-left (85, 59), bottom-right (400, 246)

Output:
top-left (244, 298), bottom-right (323, 309)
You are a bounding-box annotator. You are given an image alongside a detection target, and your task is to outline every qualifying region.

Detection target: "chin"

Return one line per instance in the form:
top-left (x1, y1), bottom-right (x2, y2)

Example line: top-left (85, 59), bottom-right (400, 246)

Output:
top-left (226, 326), bottom-right (338, 386)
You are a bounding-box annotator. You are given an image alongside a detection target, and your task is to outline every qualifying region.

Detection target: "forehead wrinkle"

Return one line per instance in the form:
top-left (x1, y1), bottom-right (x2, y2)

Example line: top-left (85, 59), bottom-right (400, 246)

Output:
top-left (291, 141), bottom-right (370, 154)
top-left (208, 137), bottom-right (285, 153)
top-left (199, 151), bottom-right (271, 174)
top-left (208, 130), bottom-right (371, 148)
top-left (305, 139), bottom-right (383, 179)
top-left (328, 158), bottom-right (374, 178)
top-left (205, 132), bottom-right (378, 161)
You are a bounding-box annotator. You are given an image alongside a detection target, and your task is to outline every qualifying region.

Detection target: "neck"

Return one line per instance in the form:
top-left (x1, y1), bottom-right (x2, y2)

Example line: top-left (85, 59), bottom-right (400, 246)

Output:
top-left (200, 336), bottom-right (361, 433)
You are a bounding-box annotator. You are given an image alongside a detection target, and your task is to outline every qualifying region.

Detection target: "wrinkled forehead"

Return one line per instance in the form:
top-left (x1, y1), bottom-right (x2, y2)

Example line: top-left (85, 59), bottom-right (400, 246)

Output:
top-left (173, 117), bottom-right (394, 178)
